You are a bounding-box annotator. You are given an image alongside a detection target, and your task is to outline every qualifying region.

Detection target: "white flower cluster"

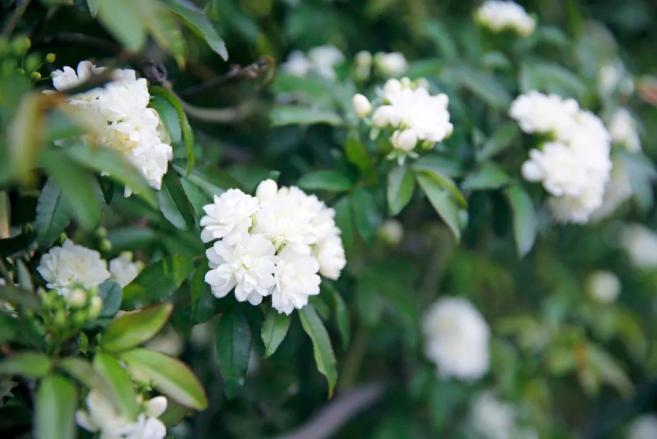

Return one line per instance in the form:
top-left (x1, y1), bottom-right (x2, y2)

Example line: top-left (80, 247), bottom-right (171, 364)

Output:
top-left (585, 270), bottom-right (621, 303)
top-left (76, 390), bottom-right (167, 439)
top-left (469, 392), bottom-right (516, 439)
top-left (598, 61), bottom-right (634, 98)
top-left (201, 179), bottom-right (346, 315)
top-left (38, 240), bottom-right (142, 298)
top-left (52, 61), bottom-right (172, 195)
top-left (608, 108), bottom-right (641, 152)
top-left (591, 159), bottom-right (633, 221)
top-left (627, 415), bottom-right (657, 439)
top-left (422, 297), bottom-right (490, 380)
top-left (353, 78), bottom-right (453, 161)
top-left (280, 45), bottom-right (344, 80)
top-left (510, 91), bottom-right (612, 223)
top-left (354, 51), bottom-right (408, 80)
top-left (475, 1), bottom-right (535, 36)
top-left (620, 224), bottom-right (657, 269)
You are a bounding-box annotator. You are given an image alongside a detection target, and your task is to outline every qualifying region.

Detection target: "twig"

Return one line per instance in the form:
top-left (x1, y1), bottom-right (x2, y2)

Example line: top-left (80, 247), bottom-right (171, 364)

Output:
top-left (178, 57), bottom-right (272, 97)
top-left (274, 382), bottom-right (386, 439)
top-left (180, 99), bottom-right (257, 123)
top-left (1, 0), bottom-right (32, 37)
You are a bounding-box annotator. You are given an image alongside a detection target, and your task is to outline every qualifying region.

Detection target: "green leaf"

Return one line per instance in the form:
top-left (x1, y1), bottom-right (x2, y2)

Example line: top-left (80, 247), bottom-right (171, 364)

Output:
top-left (462, 163), bottom-right (511, 191)
top-left (350, 188), bottom-right (381, 244)
top-left (261, 308), bottom-right (291, 358)
top-left (35, 375), bottom-right (77, 439)
top-left (476, 123), bottom-right (520, 163)
top-left (190, 263), bottom-right (216, 324)
top-left (96, 0), bottom-right (147, 51)
top-left (98, 280), bottom-right (122, 318)
top-left (270, 105), bottom-right (342, 127)
top-left (93, 352), bottom-right (139, 419)
top-left (412, 155), bottom-right (464, 178)
top-left (422, 19), bottom-right (457, 60)
top-left (58, 357), bottom-right (112, 393)
top-left (163, 0), bottom-right (229, 60)
top-left (64, 143), bottom-right (157, 207)
top-left (35, 178), bottom-right (71, 248)
top-left (158, 170), bottom-right (197, 231)
top-left (413, 166), bottom-right (466, 208)
top-left (298, 170), bottom-right (354, 192)
top-left (0, 352), bottom-right (51, 378)
top-left (121, 348), bottom-right (208, 410)
top-left (39, 148), bottom-right (102, 230)
top-left (416, 173), bottom-right (463, 241)
top-left (299, 304), bottom-right (337, 397)
top-left (8, 93), bottom-right (44, 184)
top-left (101, 303), bottom-right (173, 352)
top-left (216, 309), bottom-right (252, 396)
top-left (150, 96), bottom-right (182, 144)
top-left (140, 0), bottom-right (186, 65)
top-left (345, 130), bottom-right (370, 173)
top-left (323, 283), bottom-right (350, 349)
top-left (448, 65), bottom-right (511, 109)
top-left (387, 165), bottom-right (415, 215)
top-left (150, 87), bottom-right (195, 172)
top-left (123, 255), bottom-right (194, 303)
top-left (504, 184), bottom-right (537, 257)
top-left (520, 62), bottom-right (587, 101)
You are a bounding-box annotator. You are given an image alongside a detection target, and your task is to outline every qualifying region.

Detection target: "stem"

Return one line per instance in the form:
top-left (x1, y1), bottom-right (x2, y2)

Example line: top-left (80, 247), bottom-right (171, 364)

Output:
top-left (1, 0), bottom-right (32, 37)
top-left (338, 326), bottom-right (367, 391)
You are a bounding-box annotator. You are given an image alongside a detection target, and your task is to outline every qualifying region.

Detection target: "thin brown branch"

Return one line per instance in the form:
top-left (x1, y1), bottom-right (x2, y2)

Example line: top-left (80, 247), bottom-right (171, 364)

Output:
top-left (178, 57), bottom-right (273, 97)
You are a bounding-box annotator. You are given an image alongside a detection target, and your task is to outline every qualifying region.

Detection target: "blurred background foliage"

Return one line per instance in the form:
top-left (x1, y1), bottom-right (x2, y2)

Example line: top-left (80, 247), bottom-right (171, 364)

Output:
top-left (2, 0), bottom-right (657, 438)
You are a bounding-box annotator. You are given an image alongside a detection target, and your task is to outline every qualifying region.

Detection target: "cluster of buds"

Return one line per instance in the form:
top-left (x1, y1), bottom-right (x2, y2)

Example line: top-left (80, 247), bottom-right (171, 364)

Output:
top-left (353, 50), bottom-right (408, 81)
top-left (39, 284), bottom-right (103, 337)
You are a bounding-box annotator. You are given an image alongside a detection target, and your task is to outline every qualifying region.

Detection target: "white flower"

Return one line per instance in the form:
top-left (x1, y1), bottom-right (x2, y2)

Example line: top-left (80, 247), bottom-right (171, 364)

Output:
top-left (281, 45), bottom-right (344, 79)
top-left (422, 297), bottom-right (490, 380)
top-left (374, 52), bottom-right (408, 77)
top-left (475, 1), bottom-right (535, 36)
top-left (598, 61), bottom-right (634, 98)
top-left (272, 247), bottom-right (321, 315)
top-left (510, 92), bottom-right (612, 223)
top-left (378, 219), bottom-right (404, 246)
top-left (109, 252), bottom-right (143, 287)
top-left (592, 160), bottom-right (633, 221)
top-left (205, 234), bottom-right (277, 305)
top-left (627, 415), bottom-right (657, 439)
top-left (281, 51), bottom-right (311, 77)
top-left (354, 50), bottom-right (373, 80)
top-left (38, 240), bottom-right (110, 298)
top-left (76, 390), bottom-right (167, 439)
top-left (586, 270), bottom-right (621, 303)
top-left (608, 108), bottom-right (641, 152)
top-left (620, 224), bottom-right (657, 269)
top-left (470, 392), bottom-right (516, 439)
top-left (352, 93), bottom-right (372, 117)
top-left (314, 234), bottom-right (346, 280)
top-left (392, 129), bottom-right (418, 152)
top-left (200, 189), bottom-right (260, 244)
top-left (52, 61), bottom-right (173, 195)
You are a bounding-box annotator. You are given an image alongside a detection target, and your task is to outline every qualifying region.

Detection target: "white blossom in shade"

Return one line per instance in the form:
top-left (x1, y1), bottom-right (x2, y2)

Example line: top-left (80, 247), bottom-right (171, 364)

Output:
top-left (199, 189), bottom-right (260, 244)
top-left (422, 297), bottom-right (490, 380)
top-left (52, 61), bottom-right (172, 195)
top-left (373, 52), bottom-right (408, 77)
top-left (475, 1), bottom-right (536, 36)
top-left (280, 51), bottom-right (312, 77)
top-left (509, 91), bottom-right (579, 138)
top-left (378, 219), bottom-right (404, 246)
top-left (608, 108), bottom-right (641, 152)
top-left (627, 415), bottom-right (657, 439)
top-left (521, 142), bottom-right (588, 198)
top-left (598, 61), bottom-right (634, 98)
top-left (109, 252), bottom-right (143, 287)
top-left (76, 390), bottom-right (167, 439)
top-left (314, 234), bottom-right (346, 280)
top-left (37, 240), bottom-right (110, 298)
top-left (620, 224), bottom-right (657, 269)
top-left (354, 50), bottom-right (373, 80)
top-left (469, 392), bottom-right (515, 439)
top-left (281, 46), bottom-right (344, 80)
top-left (352, 93), bottom-right (372, 117)
top-left (205, 235), bottom-right (277, 305)
top-left (586, 270), bottom-right (621, 303)
top-left (272, 247), bottom-right (321, 315)
top-left (592, 160), bottom-right (633, 221)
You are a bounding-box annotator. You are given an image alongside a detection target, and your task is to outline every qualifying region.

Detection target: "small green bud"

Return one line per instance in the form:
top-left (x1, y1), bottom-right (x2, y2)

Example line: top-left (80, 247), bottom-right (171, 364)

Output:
top-left (30, 71), bottom-right (42, 80)
top-left (46, 53), bottom-right (56, 63)
top-left (54, 309), bottom-right (67, 326)
top-left (89, 296), bottom-right (103, 318)
top-left (100, 239), bottom-right (112, 252)
top-left (68, 288), bottom-right (87, 308)
top-left (96, 227), bottom-right (108, 238)
top-left (11, 36), bottom-right (30, 55)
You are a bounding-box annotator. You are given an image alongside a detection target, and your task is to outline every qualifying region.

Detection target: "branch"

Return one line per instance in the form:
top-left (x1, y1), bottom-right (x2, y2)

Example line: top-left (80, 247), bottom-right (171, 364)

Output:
top-left (274, 382), bottom-right (386, 439)
top-left (180, 99), bottom-right (257, 124)
top-left (178, 57), bottom-right (272, 97)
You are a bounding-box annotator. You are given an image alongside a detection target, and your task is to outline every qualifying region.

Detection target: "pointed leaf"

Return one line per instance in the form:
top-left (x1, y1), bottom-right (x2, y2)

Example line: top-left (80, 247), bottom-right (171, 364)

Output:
top-left (416, 173), bottom-right (463, 240)
top-left (0, 352), bottom-right (51, 378)
top-left (35, 374), bottom-right (77, 439)
top-left (93, 352), bottom-right (139, 419)
top-left (298, 170), bottom-right (354, 192)
top-left (261, 308), bottom-right (291, 358)
top-left (163, 0), bottom-right (229, 60)
top-left (387, 165), bottom-right (415, 215)
top-left (101, 303), bottom-right (173, 352)
top-left (504, 184), bottom-right (537, 257)
top-left (216, 309), bottom-right (252, 396)
top-left (96, 0), bottom-right (146, 51)
top-left (35, 178), bottom-right (71, 248)
top-left (158, 170), bottom-right (197, 231)
top-left (299, 304), bottom-right (337, 397)
top-left (462, 163), bottom-right (511, 191)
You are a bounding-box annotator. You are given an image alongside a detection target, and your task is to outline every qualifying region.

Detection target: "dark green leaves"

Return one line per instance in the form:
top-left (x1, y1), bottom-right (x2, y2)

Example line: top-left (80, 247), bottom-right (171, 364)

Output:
top-left (387, 165), bottom-right (415, 215)
top-left (0, 352), bottom-right (51, 378)
top-left (298, 170), bottom-right (354, 192)
top-left (35, 178), bottom-right (71, 248)
top-left (35, 375), bottom-right (77, 439)
top-left (164, 0), bottom-right (229, 60)
top-left (96, 0), bottom-right (147, 51)
top-left (123, 255), bottom-right (194, 303)
top-left (504, 184), bottom-right (537, 257)
top-left (476, 123), bottom-right (520, 163)
top-left (448, 65), bottom-right (511, 109)
top-left (299, 304), bottom-right (337, 397)
top-left (93, 352), bottom-right (139, 419)
top-left (101, 303), bottom-right (172, 352)
top-left (121, 348), bottom-right (208, 410)
top-left (462, 163), bottom-right (511, 191)
top-left (270, 106), bottom-right (342, 127)
top-left (414, 165), bottom-right (466, 241)
top-left (216, 309), bottom-right (252, 396)
top-left (158, 170), bottom-right (197, 231)
top-left (261, 308), bottom-right (291, 358)
top-left (150, 86), bottom-right (195, 172)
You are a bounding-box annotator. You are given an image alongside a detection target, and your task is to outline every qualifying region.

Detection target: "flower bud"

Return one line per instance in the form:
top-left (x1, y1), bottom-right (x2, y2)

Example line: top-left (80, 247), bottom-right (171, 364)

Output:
top-left (383, 79), bottom-right (402, 98)
top-left (256, 179), bottom-right (278, 202)
top-left (378, 219), bottom-right (404, 246)
top-left (392, 129), bottom-right (417, 152)
top-left (372, 105), bottom-right (393, 127)
top-left (68, 288), bottom-right (87, 308)
top-left (586, 270), bottom-right (620, 304)
top-left (100, 239), bottom-right (112, 252)
top-left (352, 94), bottom-right (372, 117)
top-left (146, 396), bottom-right (168, 417)
top-left (46, 53), bottom-right (56, 63)
top-left (89, 296), bottom-right (103, 318)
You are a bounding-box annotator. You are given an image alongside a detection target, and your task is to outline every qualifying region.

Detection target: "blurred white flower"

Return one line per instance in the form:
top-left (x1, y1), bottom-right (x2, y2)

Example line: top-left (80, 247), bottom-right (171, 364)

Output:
top-left (598, 61), bottom-right (634, 98)
top-left (145, 327), bottom-right (184, 357)
top-left (620, 224), bottom-right (657, 269)
top-left (354, 50), bottom-right (373, 80)
top-left (109, 252), bottom-right (143, 287)
top-left (608, 108), bottom-right (641, 152)
top-left (352, 93), bottom-right (372, 117)
top-left (374, 52), bottom-right (408, 77)
top-left (470, 392), bottom-right (515, 439)
top-left (475, 1), bottom-right (535, 36)
top-left (627, 415), bottom-right (657, 439)
top-left (378, 219), bottom-right (404, 246)
top-left (76, 390), bottom-right (167, 439)
top-left (422, 297), bottom-right (490, 380)
top-left (592, 160), bottom-right (633, 221)
top-left (200, 189), bottom-right (260, 244)
top-left (586, 270), bottom-right (621, 303)
top-left (52, 61), bottom-right (172, 195)
top-left (38, 240), bottom-right (110, 298)
top-left (281, 45), bottom-right (344, 79)
top-left (511, 92), bottom-right (611, 223)
top-left (201, 179), bottom-right (345, 314)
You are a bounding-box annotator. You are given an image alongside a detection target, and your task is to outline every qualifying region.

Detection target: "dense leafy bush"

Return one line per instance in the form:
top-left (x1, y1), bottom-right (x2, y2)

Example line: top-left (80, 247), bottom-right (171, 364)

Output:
top-left (1, 0), bottom-right (657, 438)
